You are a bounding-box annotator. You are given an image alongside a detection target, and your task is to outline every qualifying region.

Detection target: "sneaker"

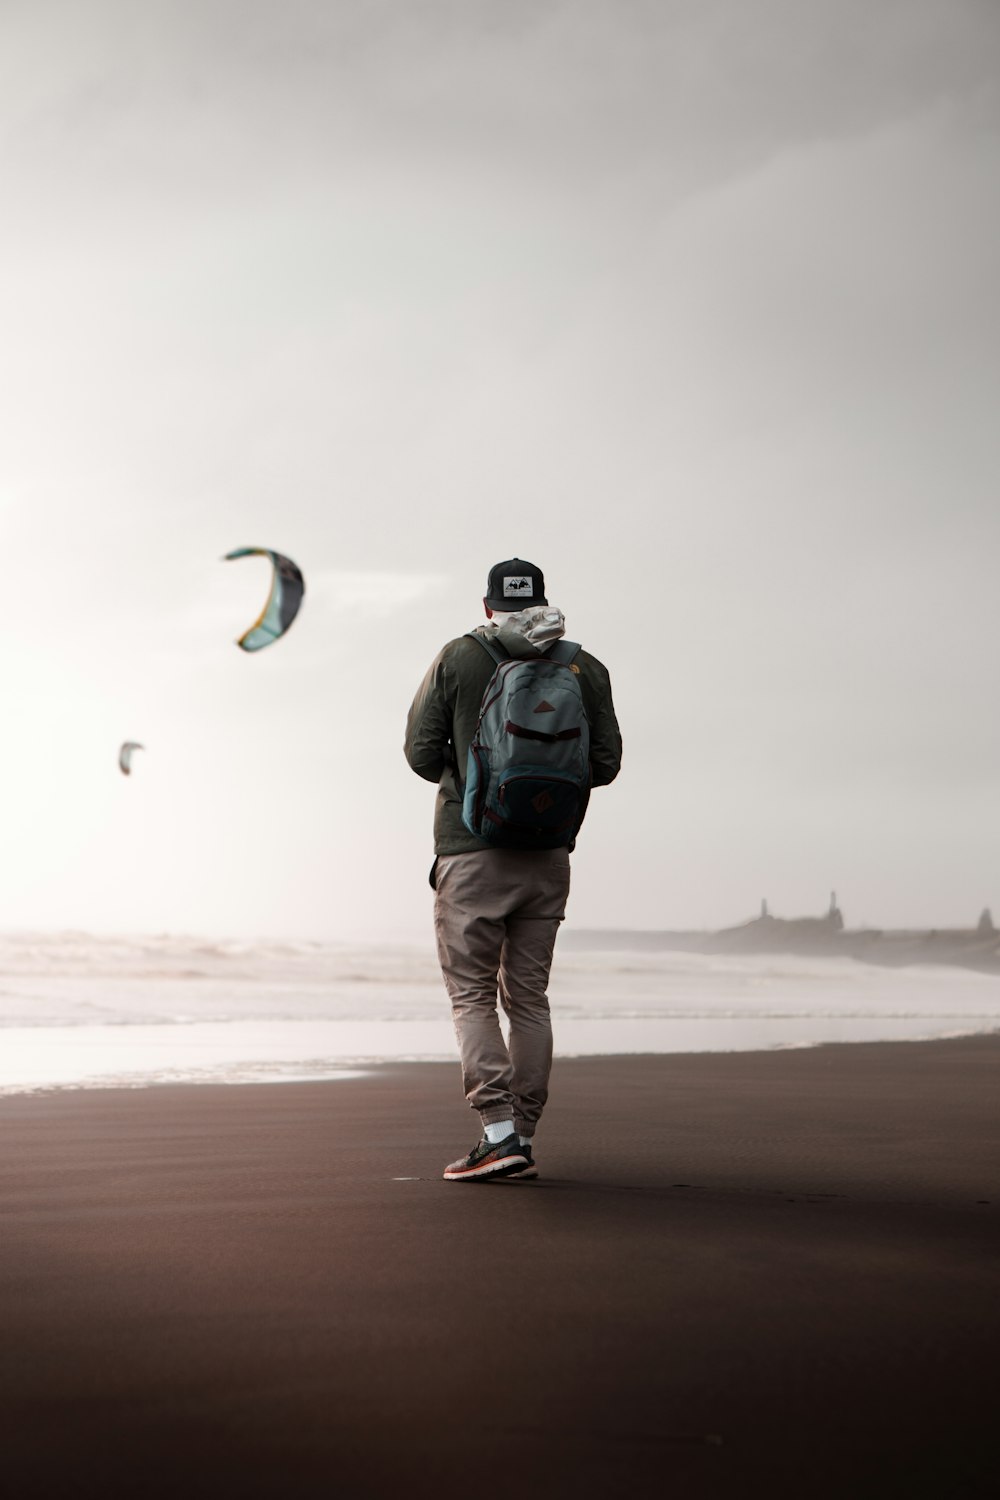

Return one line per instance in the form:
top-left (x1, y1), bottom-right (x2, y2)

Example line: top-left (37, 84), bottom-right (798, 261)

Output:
top-left (442, 1135), bottom-right (527, 1182)
top-left (507, 1143), bottom-right (538, 1180)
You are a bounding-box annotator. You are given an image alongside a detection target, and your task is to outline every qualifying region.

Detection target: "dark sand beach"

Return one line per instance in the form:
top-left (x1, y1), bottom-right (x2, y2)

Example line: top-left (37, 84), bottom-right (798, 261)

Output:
top-left (2, 1038), bottom-right (999, 1498)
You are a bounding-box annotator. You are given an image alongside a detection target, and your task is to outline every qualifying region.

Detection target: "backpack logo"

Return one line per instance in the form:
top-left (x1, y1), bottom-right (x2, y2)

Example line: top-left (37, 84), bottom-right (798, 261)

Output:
top-left (503, 575), bottom-right (532, 596)
top-left (533, 700), bottom-right (556, 713)
top-left (531, 790), bottom-right (555, 813)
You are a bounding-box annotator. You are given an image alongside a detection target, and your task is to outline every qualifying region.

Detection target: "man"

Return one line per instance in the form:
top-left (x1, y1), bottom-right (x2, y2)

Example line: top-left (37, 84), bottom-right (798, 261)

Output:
top-left (404, 557), bottom-right (622, 1182)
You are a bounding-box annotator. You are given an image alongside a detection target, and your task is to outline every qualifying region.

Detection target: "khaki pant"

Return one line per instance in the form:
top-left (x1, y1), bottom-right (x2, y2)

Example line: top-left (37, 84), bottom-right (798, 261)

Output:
top-left (433, 848), bottom-right (571, 1137)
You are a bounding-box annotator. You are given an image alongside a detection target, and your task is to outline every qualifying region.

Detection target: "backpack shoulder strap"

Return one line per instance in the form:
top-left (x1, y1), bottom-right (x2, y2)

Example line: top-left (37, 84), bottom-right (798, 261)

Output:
top-left (465, 631), bottom-right (509, 666)
top-left (547, 639), bottom-right (582, 666)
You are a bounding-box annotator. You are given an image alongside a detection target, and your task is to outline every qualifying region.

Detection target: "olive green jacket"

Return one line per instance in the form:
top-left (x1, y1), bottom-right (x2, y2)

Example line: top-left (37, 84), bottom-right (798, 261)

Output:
top-left (404, 627), bottom-right (622, 855)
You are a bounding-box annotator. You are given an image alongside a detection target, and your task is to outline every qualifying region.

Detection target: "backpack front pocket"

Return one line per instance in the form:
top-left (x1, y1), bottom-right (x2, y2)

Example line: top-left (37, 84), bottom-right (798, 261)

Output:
top-left (495, 769), bottom-right (583, 837)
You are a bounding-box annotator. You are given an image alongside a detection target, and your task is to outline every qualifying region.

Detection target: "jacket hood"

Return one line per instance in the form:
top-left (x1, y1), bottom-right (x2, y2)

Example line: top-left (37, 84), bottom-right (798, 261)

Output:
top-left (477, 605), bottom-right (566, 658)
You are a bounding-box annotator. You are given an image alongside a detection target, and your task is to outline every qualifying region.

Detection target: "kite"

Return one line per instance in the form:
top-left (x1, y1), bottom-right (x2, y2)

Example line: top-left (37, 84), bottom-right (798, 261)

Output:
top-left (119, 742), bottom-right (144, 776)
top-left (224, 547), bottom-right (305, 651)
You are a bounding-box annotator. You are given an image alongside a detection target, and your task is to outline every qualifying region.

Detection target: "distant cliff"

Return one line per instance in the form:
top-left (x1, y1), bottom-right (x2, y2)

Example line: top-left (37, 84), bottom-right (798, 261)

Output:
top-left (566, 901), bottom-right (1000, 976)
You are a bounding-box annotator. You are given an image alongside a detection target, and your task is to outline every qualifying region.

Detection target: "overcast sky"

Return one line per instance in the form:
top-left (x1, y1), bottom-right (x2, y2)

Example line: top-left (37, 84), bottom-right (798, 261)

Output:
top-left (2, 0), bottom-right (998, 940)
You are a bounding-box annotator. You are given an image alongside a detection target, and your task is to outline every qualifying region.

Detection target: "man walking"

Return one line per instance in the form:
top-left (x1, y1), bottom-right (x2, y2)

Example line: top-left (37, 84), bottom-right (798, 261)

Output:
top-left (404, 558), bottom-right (622, 1181)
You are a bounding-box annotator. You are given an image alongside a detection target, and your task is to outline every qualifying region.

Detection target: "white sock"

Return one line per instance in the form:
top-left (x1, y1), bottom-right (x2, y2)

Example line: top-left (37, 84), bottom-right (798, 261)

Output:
top-left (519, 1135), bottom-right (532, 1148)
top-left (483, 1120), bottom-right (515, 1144)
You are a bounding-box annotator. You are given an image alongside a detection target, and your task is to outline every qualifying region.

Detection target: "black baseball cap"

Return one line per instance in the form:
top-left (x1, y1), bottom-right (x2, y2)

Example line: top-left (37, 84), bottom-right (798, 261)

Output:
top-left (485, 557), bottom-right (547, 610)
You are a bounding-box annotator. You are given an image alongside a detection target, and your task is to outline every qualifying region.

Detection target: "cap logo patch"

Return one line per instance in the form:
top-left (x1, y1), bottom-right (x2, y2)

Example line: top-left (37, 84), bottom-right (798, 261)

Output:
top-left (503, 575), bottom-right (532, 596)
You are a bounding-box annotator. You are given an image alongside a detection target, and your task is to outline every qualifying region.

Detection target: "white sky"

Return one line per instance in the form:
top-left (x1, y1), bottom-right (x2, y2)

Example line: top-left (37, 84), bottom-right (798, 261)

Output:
top-left (1, 0), bottom-right (999, 940)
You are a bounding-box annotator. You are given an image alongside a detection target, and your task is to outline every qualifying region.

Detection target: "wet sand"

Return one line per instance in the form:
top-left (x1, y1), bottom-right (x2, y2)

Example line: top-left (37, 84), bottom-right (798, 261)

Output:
top-left (2, 1037), bottom-right (999, 1498)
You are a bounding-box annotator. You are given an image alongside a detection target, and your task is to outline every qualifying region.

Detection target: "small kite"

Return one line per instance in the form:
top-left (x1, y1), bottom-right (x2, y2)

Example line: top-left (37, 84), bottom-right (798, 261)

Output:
top-left (119, 741), bottom-right (144, 776)
top-left (224, 547), bottom-right (305, 652)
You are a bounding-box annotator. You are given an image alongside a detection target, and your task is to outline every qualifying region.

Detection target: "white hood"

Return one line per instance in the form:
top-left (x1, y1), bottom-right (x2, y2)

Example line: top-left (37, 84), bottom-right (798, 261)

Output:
top-left (482, 604), bottom-right (566, 654)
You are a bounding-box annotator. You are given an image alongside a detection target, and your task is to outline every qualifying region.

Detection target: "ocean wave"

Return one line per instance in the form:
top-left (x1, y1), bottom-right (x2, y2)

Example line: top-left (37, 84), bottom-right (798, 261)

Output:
top-left (3, 931), bottom-right (1000, 1093)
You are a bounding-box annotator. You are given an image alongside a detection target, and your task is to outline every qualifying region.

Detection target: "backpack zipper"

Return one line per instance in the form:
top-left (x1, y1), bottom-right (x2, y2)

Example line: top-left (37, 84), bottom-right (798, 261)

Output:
top-left (476, 659), bottom-right (575, 725)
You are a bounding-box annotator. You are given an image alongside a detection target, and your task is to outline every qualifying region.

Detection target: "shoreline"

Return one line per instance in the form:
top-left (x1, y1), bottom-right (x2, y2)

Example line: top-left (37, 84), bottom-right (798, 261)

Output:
top-left (3, 1037), bottom-right (999, 1497)
top-left (3, 1021), bottom-right (999, 1099)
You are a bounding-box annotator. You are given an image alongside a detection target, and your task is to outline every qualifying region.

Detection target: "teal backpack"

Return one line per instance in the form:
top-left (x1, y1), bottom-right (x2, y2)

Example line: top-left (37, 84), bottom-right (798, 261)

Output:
top-left (461, 635), bottom-right (591, 849)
